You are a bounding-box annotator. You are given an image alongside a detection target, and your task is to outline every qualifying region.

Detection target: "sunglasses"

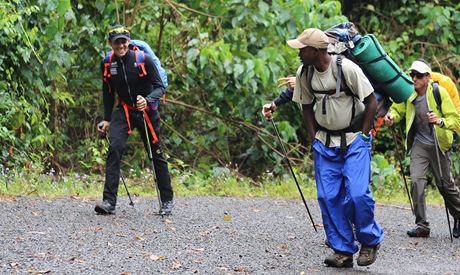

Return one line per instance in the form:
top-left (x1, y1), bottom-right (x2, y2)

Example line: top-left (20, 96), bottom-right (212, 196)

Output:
top-left (409, 71), bottom-right (428, 79)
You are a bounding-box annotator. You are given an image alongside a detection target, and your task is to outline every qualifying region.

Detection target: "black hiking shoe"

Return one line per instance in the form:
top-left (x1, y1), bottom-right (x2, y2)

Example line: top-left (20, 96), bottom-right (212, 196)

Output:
top-left (453, 219), bottom-right (460, 238)
top-left (159, 200), bottom-right (173, 216)
top-left (324, 252), bottom-right (353, 268)
top-left (407, 226), bottom-right (430, 238)
top-left (357, 244), bottom-right (380, 266)
top-left (95, 201), bottom-right (116, 215)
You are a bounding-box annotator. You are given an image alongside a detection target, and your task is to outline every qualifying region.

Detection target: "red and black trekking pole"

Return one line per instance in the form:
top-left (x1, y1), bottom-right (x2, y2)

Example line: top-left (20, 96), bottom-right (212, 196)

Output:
top-left (429, 112), bottom-right (453, 243)
top-left (270, 118), bottom-right (318, 232)
top-left (98, 123), bottom-right (134, 207)
top-left (142, 113), bottom-right (163, 216)
top-left (391, 128), bottom-right (414, 215)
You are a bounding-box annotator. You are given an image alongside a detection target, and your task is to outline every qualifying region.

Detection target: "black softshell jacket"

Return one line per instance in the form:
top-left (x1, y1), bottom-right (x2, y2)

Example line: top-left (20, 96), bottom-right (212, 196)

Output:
top-left (101, 49), bottom-right (165, 121)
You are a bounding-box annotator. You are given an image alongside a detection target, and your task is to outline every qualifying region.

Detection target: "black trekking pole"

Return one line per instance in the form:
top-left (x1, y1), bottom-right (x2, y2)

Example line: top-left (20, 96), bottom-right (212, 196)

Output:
top-left (270, 118), bottom-right (318, 232)
top-left (430, 116), bottom-right (453, 243)
top-left (99, 124), bottom-right (134, 206)
top-left (142, 113), bottom-right (163, 215)
top-left (391, 128), bottom-right (414, 215)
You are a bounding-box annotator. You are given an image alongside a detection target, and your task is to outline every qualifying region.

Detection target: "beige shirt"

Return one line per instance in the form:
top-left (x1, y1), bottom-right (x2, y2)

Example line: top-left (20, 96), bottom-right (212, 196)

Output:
top-left (293, 55), bottom-right (373, 147)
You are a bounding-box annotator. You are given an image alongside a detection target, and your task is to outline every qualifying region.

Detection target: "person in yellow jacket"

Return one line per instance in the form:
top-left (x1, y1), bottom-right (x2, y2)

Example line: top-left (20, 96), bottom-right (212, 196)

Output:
top-left (384, 60), bottom-right (460, 238)
top-left (417, 59), bottom-right (460, 130)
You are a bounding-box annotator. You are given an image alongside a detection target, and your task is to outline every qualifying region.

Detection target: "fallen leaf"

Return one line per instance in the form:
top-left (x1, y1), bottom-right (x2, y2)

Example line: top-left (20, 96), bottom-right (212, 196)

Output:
top-left (252, 208), bottom-right (261, 213)
top-left (135, 236), bottom-right (144, 241)
top-left (279, 243), bottom-right (288, 250)
top-left (234, 266), bottom-right (246, 272)
top-left (149, 255), bottom-right (166, 261)
top-left (163, 218), bottom-right (173, 224)
top-left (171, 260), bottom-right (182, 270)
top-left (191, 247), bottom-right (205, 252)
top-left (120, 273), bottom-right (130, 275)
top-left (95, 227), bottom-right (103, 232)
top-left (32, 212), bottom-right (40, 217)
top-left (223, 215), bottom-right (232, 221)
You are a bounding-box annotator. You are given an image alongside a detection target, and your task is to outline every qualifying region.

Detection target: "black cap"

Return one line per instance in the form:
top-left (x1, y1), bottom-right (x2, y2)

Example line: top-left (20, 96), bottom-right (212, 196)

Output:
top-left (107, 24), bottom-right (130, 42)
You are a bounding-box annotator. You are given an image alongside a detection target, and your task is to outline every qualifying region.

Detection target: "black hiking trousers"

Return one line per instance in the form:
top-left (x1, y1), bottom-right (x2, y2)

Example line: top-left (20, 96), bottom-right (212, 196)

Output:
top-left (103, 106), bottom-right (173, 206)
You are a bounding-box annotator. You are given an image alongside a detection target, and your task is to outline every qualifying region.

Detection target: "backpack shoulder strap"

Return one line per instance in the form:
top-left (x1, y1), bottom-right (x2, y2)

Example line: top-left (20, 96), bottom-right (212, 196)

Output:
top-left (134, 49), bottom-right (147, 77)
top-left (305, 65), bottom-right (314, 95)
top-left (305, 55), bottom-right (355, 104)
top-left (103, 51), bottom-right (114, 81)
top-left (432, 81), bottom-right (442, 115)
top-left (103, 51), bottom-right (114, 93)
top-left (332, 55), bottom-right (354, 98)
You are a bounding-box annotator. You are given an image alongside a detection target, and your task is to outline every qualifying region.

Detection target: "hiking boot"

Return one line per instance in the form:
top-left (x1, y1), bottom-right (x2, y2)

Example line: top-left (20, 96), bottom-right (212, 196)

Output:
top-left (453, 219), bottom-right (460, 238)
top-left (94, 200), bottom-right (116, 215)
top-left (357, 244), bottom-right (380, 266)
top-left (407, 226), bottom-right (430, 238)
top-left (159, 200), bottom-right (173, 216)
top-left (324, 252), bottom-right (353, 268)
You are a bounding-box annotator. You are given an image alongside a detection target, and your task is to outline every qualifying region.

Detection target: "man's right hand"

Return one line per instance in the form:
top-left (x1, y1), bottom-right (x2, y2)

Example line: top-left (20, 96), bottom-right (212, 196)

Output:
top-left (97, 120), bottom-right (110, 136)
top-left (262, 102), bottom-right (276, 120)
top-left (384, 113), bottom-right (394, 126)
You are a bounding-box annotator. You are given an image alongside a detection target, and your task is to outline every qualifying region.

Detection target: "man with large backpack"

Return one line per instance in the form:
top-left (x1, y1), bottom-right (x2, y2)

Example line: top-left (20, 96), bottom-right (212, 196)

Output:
top-left (95, 25), bottom-right (174, 216)
top-left (384, 60), bottom-right (460, 239)
top-left (272, 28), bottom-right (384, 268)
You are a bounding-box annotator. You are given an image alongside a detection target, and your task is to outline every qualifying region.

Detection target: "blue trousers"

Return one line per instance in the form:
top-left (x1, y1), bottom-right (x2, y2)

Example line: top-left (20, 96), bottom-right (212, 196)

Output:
top-left (312, 135), bottom-right (384, 255)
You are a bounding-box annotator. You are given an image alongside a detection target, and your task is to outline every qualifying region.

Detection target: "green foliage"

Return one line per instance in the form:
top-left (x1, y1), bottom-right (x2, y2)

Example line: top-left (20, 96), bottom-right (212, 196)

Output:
top-left (348, 0), bottom-right (460, 79)
top-left (1, 0), bottom-right (459, 201)
top-left (370, 153), bottom-right (404, 197)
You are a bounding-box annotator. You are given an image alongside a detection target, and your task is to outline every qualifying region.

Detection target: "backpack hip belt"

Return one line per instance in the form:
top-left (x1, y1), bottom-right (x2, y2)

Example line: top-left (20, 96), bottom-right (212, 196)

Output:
top-left (120, 100), bottom-right (158, 144)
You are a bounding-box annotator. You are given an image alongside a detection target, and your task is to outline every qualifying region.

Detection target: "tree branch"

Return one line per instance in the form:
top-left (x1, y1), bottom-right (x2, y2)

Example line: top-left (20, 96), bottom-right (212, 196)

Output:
top-left (164, 97), bottom-right (308, 158)
top-left (164, 0), bottom-right (221, 18)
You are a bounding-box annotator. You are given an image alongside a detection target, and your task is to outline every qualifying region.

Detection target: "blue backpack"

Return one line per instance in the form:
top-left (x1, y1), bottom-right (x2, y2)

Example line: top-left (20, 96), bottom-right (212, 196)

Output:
top-left (103, 39), bottom-right (168, 88)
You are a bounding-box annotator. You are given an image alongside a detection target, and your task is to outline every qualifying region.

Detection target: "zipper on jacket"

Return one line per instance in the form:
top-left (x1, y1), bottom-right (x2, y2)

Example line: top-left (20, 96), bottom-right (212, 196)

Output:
top-left (120, 58), bottom-right (135, 106)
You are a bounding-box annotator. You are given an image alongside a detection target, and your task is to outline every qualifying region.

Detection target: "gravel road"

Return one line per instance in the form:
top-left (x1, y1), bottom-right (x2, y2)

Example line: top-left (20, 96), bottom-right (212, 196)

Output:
top-left (0, 196), bottom-right (459, 274)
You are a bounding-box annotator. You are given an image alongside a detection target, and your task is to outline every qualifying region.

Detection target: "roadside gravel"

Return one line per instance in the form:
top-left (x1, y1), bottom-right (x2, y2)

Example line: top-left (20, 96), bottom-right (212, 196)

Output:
top-left (0, 196), bottom-right (459, 274)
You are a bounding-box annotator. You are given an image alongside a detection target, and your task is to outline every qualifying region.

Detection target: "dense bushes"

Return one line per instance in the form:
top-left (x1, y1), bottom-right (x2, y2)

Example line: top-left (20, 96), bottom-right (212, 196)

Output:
top-left (1, 0), bottom-right (459, 181)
